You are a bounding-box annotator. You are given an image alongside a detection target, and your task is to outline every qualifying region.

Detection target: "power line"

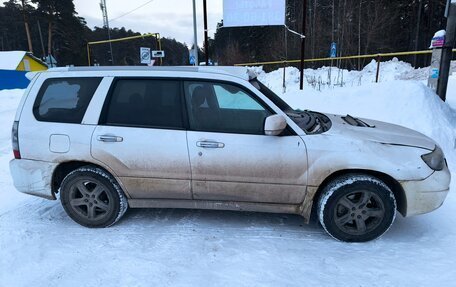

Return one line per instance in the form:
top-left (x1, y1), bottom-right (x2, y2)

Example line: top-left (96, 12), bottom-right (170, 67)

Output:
top-left (110, 0), bottom-right (155, 22)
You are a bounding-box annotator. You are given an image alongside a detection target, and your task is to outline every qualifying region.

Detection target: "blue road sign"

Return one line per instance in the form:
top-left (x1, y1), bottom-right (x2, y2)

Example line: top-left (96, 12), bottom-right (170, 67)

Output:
top-left (431, 68), bottom-right (440, 79)
top-left (189, 55), bottom-right (196, 65)
top-left (330, 42), bottom-right (337, 58)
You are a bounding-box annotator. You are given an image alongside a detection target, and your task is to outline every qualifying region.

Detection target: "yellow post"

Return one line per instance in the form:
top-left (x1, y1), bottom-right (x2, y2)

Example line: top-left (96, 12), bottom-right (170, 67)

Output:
top-left (157, 33), bottom-right (163, 66)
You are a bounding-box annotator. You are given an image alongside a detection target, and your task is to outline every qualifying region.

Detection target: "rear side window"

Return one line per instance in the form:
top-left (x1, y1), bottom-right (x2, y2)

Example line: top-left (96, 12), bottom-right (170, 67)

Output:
top-left (102, 79), bottom-right (184, 129)
top-left (33, 77), bottom-right (102, 123)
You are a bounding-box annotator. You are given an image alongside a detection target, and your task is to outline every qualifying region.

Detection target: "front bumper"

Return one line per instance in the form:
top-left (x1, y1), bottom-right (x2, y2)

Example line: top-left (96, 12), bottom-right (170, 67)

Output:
top-left (400, 163), bottom-right (451, 217)
top-left (9, 159), bottom-right (58, 200)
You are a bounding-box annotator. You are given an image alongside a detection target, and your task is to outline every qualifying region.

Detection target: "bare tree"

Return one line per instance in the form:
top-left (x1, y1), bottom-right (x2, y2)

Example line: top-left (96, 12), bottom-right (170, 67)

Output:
top-left (19, 0), bottom-right (33, 53)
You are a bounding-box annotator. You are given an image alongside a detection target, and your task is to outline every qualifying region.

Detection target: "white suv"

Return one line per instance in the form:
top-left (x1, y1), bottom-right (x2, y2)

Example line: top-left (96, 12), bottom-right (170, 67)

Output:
top-left (10, 66), bottom-right (451, 242)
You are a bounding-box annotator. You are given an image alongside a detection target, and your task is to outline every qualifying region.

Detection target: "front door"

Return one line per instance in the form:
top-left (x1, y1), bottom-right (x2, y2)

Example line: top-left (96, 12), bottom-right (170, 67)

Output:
top-left (91, 78), bottom-right (191, 199)
top-left (184, 80), bottom-right (308, 204)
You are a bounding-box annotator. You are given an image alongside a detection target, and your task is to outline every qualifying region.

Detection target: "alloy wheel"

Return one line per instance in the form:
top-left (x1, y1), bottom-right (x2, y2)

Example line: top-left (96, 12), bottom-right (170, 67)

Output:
top-left (68, 178), bottom-right (114, 221)
top-left (333, 190), bottom-right (386, 236)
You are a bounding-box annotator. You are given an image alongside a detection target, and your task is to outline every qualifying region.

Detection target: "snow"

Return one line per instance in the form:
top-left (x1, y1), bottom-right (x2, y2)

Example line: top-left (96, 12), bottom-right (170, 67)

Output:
top-left (0, 51), bottom-right (26, 70)
top-left (433, 30), bottom-right (446, 38)
top-left (1, 61), bottom-right (456, 286)
top-left (257, 57), bottom-right (454, 93)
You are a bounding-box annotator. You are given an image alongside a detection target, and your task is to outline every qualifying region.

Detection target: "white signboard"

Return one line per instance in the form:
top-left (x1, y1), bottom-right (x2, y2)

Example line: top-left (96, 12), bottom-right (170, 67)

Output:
top-left (140, 47), bottom-right (151, 64)
top-left (223, 0), bottom-right (285, 27)
top-left (152, 50), bottom-right (165, 58)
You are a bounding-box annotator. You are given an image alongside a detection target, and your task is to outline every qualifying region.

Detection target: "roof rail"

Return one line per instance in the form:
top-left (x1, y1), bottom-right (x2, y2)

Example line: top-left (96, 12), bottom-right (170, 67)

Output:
top-left (44, 65), bottom-right (257, 80)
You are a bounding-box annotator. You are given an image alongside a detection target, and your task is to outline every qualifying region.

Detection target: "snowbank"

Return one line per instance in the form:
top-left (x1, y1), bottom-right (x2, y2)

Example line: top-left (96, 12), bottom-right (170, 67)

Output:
top-left (0, 89), bottom-right (28, 211)
top-left (257, 58), bottom-right (456, 92)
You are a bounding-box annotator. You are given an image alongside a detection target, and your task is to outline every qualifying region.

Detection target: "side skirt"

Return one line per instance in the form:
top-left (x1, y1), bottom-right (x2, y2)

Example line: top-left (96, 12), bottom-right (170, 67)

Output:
top-left (128, 199), bottom-right (303, 217)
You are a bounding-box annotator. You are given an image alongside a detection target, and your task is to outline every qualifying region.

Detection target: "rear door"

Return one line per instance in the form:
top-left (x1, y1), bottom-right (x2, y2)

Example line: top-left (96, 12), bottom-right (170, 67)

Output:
top-left (184, 80), bottom-right (308, 204)
top-left (91, 78), bottom-right (192, 199)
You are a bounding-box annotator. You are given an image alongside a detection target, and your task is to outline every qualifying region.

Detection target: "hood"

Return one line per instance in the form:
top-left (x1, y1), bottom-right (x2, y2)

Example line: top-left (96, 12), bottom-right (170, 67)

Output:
top-left (324, 114), bottom-right (436, 151)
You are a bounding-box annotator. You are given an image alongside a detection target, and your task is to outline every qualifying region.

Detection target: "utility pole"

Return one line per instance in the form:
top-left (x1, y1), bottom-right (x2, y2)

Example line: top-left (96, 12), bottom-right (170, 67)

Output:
top-left (192, 0), bottom-right (199, 66)
top-left (203, 0), bottom-right (209, 65)
top-left (413, 0), bottom-right (423, 67)
top-left (100, 0), bottom-right (114, 65)
top-left (358, 0), bottom-right (362, 70)
top-left (299, 0), bottom-right (307, 90)
top-left (437, 0), bottom-right (456, 101)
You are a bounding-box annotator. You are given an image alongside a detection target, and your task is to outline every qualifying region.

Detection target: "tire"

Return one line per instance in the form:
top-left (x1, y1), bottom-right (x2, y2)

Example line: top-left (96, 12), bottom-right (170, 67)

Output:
top-left (317, 174), bottom-right (396, 242)
top-left (60, 166), bottom-right (128, 228)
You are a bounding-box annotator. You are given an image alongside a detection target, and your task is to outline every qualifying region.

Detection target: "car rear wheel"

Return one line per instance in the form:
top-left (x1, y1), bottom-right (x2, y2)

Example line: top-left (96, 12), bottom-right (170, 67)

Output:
top-left (60, 166), bottom-right (128, 228)
top-left (317, 174), bottom-right (396, 242)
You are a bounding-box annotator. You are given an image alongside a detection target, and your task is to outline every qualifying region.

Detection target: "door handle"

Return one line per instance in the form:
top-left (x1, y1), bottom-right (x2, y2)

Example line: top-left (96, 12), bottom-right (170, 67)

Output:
top-left (196, 141), bottom-right (225, 148)
top-left (97, 135), bottom-right (123, 142)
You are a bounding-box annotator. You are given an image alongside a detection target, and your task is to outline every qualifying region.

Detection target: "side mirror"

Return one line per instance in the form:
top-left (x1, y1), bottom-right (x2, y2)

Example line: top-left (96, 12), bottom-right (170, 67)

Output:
top-left (264, 115), bottom-right (287, 136)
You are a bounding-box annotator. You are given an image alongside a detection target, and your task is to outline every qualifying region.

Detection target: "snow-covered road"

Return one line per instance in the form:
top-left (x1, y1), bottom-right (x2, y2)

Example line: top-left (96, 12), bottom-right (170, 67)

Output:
top-left (1, 65), bottom-right (456, 286)
top-left (1, 193), bottom-right (456, 286)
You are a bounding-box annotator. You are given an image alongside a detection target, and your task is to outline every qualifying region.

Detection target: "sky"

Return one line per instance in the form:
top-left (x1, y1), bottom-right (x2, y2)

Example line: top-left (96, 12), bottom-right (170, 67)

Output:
top-left (73, 0), bottom-right (223, 47)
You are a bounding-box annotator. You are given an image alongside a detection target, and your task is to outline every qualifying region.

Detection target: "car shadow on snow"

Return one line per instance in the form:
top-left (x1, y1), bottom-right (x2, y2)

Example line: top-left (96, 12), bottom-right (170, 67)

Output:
top-left (2, 196), bottom-right (443, 243)
top-left (120, 207), bottom-right (323, 234)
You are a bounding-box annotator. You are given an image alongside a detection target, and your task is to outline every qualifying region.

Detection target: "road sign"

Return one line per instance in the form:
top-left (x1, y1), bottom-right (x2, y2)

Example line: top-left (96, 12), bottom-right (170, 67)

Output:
top-left (152, 50), bottom-right (165, 58)
top-left (431, 68), bottom-right (440, 79)
top-left (330, 42), bottom-right (337, 58)
top-left (140, 47), bottom-right (151, 64)
top-left (189, 55), bottom-right (196, 65)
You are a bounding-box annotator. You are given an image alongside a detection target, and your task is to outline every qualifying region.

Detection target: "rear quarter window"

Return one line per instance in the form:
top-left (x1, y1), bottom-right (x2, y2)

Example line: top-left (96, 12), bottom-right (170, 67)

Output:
top-left (33, 77), bottom-right (102, 123)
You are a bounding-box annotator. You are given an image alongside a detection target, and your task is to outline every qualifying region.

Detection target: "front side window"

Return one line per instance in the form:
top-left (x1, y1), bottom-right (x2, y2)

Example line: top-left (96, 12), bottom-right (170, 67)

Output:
top-left (184, 81), bottom-right (271, 134)
top-left (103, 79), bottom-right (184, 129)
top-left (33, 77), bottom-right (102, 123)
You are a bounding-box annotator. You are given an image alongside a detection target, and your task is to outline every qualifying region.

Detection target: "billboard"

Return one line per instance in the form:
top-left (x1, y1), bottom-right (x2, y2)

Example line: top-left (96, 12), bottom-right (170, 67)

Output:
top-left (223, 0), bottom-right (286, 27)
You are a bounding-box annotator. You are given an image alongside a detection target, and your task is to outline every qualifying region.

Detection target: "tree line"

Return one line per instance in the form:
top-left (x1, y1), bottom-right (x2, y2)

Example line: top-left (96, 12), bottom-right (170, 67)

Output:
top-left (0, 0), bottom-right (189, 66)
top-left (211, 0), bottom-right (449, 69)
top-left (1, 0), bottom-right (449, 69)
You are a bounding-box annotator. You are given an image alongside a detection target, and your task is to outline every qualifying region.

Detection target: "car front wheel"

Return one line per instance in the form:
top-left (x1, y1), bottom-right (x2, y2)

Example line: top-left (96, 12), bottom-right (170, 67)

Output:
top-left (317, 174), bottom-right (397, 242)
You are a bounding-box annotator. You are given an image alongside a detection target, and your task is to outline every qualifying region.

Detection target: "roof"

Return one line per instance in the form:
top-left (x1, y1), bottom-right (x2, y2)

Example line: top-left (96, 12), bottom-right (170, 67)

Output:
top-left (45, 66), bottom-right (257, 81)
top-left (0, 51), bottom-right (48, 70)
top-left (0, 51), bottom-right (26, 70)
top-left (27, 53), bottom-right (48, 68)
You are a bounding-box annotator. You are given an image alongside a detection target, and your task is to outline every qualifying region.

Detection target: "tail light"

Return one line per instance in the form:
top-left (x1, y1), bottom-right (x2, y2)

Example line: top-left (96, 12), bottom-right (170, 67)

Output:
top-left (12, 121), bottom-right (21, 159)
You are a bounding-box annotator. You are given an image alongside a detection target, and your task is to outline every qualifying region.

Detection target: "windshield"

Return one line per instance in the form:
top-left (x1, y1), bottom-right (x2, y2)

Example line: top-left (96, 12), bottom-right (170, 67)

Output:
top-left (249, 79), bottom-right (293, 112)
top-left (250, 78), bottom-right (331, 134)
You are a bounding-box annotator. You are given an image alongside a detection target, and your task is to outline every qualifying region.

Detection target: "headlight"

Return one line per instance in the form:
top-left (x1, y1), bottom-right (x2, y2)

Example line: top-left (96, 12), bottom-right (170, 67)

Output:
top-left (421, 146), bottom-right (445, 171)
